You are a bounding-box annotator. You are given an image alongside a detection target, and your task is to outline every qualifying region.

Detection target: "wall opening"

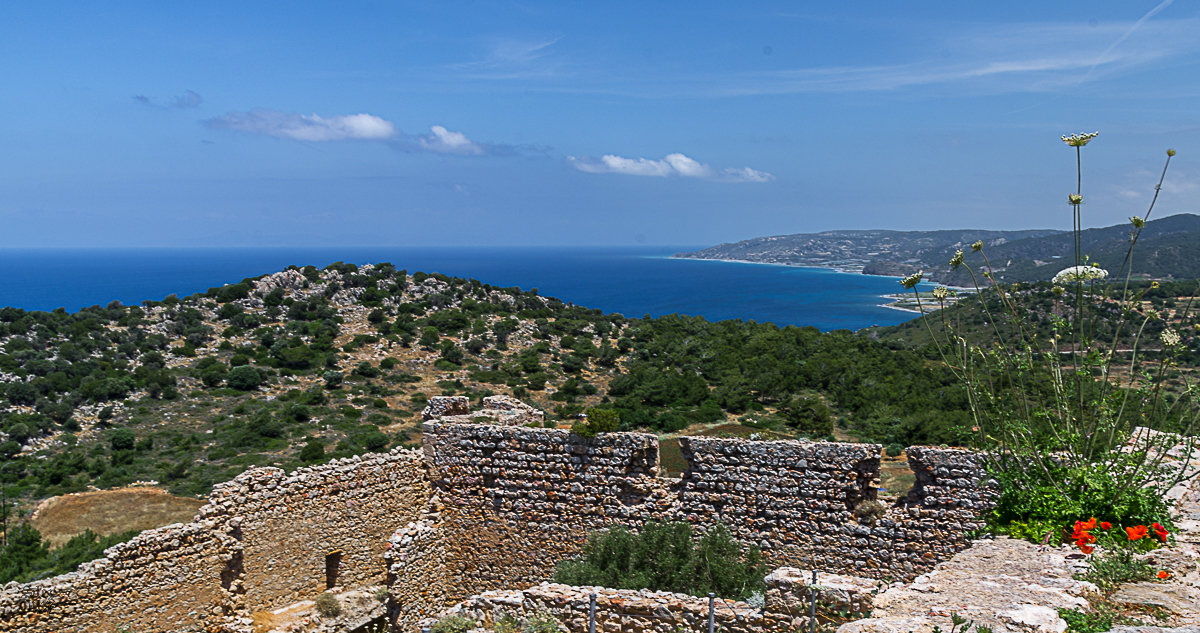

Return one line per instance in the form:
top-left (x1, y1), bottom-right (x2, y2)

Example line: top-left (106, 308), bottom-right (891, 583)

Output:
top-left (325, 551), bottom-right (343, 590)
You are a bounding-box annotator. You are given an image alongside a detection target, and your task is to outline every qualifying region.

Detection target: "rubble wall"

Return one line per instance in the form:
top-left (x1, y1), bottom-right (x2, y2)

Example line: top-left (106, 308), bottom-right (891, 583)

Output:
top-left (0, 521), bottom-right (240, 633)
top-left (420, 422), bottom-right (675, 601)
top-left (200, 448), bottom-right (431, 612)
top-left (438, 583), bottom-right (764, 633)
top-left (419, 423), bottom-right (996, 607)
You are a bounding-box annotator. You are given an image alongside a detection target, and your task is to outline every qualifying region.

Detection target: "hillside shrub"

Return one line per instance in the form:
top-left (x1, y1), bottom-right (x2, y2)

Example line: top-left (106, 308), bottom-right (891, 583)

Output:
top-left (569, 408), bottom-right (620, 438)
top-left (226, 365), bottom-right (266, 391)
top-left (553, 521), bottom-right (767, 600)
top-left (314, 592), bottom-right (341, 617)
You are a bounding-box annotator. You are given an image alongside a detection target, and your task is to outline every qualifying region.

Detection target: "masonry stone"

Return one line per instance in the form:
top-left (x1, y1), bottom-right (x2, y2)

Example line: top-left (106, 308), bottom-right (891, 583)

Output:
top-left (0, 400), bottom-right (998, 633)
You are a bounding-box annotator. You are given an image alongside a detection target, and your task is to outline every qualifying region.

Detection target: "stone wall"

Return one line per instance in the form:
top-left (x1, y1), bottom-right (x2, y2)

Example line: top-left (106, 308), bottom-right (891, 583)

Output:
top-left (434, 568), bottom-right (883, 633)
top-left (0, 521), bottom-right (240, 633)
top-left (407, 422), bottom-right (995, 620)
top-left (386, 510), bottom-right (452, 627)
top-left (417, 423), bottom-right (675, 601)
top-left (0, 448), bottom-right (429, 632)
top-left (199, 448), bottom-right (431, 612)
top-left (422, 395), bottom-right (545, 426)
top-left (0, 418), bottom-right (995, 633)
top-left (438, 583), bottom-right (765, 633)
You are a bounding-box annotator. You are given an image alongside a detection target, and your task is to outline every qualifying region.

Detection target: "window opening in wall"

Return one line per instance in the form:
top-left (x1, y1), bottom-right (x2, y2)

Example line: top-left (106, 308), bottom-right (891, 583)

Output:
top-left (325, 551), bottom-right (343, 590)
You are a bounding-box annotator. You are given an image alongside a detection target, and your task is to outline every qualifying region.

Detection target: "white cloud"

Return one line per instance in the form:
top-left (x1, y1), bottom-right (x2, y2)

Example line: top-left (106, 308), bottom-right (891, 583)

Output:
top-left (417, 125), bottom-right (485, 155)
top-left (569, 152), bottom-right (773, 183)
top-left (205, 109), bottom-right (396, 141)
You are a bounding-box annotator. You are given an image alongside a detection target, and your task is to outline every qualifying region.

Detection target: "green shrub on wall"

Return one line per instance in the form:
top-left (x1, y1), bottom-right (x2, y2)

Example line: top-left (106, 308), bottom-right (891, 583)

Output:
top-left (553, 520), bottom-right (767, 600)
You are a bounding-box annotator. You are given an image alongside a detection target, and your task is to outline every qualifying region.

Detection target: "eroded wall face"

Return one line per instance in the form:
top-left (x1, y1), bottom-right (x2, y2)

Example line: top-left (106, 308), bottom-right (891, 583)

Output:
top-left (1, 448), bottom-right (432, 632)
top-left (0, 522), bottom-right (239, 633)
top-left (202, 449), bottom-right (431, 612)
top-left (415, 423), bottom-right (995, 610)
top-left (421, 423), bottom-right (675, 599)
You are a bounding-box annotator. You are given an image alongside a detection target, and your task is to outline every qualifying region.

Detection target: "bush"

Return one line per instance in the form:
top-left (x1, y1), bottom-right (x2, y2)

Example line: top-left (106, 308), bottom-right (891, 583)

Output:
top-left (885, 443), bottom-right (904, 458)
top-left (553, 521), bottom-right (767, 600)
top-left (431, 614), bottom-right (475, 633)
top-left (570, 408), bottom-right (620, 438)
top-left (298, 439), bottom-right (326, 463)
top-left (523, 610), bottom-right (561, 633)
top-left (314, 592), bottom-right (342, 617)
top-left (226, 365), bottom-right (266, 391)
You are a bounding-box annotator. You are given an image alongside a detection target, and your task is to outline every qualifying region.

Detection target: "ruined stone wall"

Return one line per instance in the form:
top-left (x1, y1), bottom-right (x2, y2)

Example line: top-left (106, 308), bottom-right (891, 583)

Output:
top-left (419, 423), bottom-right (674, 601)
top-left (386, 513), bottom-right (451, 628)
top-left (417, 423), bottom-right (996, 611)
top-left (676, 439), bottom-right (995, 577)
top-left (675, 436), bottom-right (881, 571)
top-left (0, 521), bottom-right (240, 633)
top-left (200, 447), bottom-right (431, 612)
top-left (438, 583), bottom-right (765, 633)
top-left (0, 448), bottom-right (430, 632)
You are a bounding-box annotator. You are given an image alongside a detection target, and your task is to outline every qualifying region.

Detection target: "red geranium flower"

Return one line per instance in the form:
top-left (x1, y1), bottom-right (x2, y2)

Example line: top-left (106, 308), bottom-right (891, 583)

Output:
top-left (1158, 570), bottom-right (1171, 580)
top-left (1126, 525), bottom-right (1149, 541)
top-left (1099, 522), bottom-right (1112, 530)
top-left (1082, 517), bottom-right (1097, 531)
top-left (1152, 523), bottom-right (1169, 542)
top-left (1079, 543), bottom-right (1094, 554)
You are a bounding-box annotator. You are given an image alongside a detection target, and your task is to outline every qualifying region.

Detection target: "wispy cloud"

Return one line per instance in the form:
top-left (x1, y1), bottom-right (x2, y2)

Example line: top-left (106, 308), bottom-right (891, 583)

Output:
top-left (440, 15), bottom-right (1198, 99)
top-left (204, 109), bottom-right (396, 141)
top-left (716, 17), bottom-right (1200, 96)
top-left (569, 152), bottom-right (773, 183)
top-left (134, 89), bottom-right (204, 109)
top-left (449, 36), bottom-right (566, 80)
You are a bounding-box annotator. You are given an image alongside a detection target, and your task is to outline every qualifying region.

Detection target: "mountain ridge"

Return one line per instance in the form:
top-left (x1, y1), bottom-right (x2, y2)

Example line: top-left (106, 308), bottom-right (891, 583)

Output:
top-left (675, 213), bottom-right (1200, 284)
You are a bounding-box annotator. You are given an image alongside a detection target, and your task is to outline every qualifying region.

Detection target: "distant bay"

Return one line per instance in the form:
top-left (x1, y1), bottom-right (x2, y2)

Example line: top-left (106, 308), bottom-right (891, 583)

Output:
top-left (0, 246), bottom-right (925, 331)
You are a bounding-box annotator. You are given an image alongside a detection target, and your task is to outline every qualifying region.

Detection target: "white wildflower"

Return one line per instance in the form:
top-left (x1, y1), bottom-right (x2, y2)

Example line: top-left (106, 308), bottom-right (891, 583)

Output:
top-left (1062, 131), bottom-right (1099, 147)
top-left (1161, 329), bottom-right (1181, 348)
top-left (949, 249), bottom-right (964, 269)
top-left (932, 286), bottom-right (950, 300)
top-left (900, 271), bottom-right (924, 289)
top-left (1052, 266), bottom-right (1109, 284)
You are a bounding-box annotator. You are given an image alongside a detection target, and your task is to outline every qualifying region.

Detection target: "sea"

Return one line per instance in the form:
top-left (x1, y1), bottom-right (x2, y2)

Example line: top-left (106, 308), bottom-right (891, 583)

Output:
top-left (0, 246), bottom-right (926, 331)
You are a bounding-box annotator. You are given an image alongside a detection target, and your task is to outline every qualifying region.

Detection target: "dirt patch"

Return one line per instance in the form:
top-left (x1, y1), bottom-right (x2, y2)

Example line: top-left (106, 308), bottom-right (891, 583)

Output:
top-left (30, 487), bottom-right (204, 547)
top-left (879, 453), bottom-right (915, 500)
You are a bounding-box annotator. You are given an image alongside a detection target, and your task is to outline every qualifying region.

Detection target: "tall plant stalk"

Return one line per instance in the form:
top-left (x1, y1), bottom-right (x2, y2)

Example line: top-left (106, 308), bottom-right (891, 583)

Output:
top-left (907, 134), bottom-right (1197, 517)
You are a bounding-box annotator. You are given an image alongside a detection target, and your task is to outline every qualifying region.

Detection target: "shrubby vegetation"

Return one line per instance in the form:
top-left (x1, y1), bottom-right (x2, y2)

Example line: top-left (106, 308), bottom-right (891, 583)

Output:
top-left (553, 521), bottom-right (768, 600)
top-left (898, 137), bottom-right (1195, 544)
top-left (0, 524), bottom-right (137, 583)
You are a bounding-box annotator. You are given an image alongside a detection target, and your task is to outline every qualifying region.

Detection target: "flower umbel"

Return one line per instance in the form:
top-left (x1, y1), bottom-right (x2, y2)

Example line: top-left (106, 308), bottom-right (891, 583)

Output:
top-left (1131, 216), bottom-right (1146, 229)
top-left (1062, 131), bottom-right (1099, 147)
top-left (949, 249), bottom-right (964, 269)
top-left (1162, 329), bottom-right (1181, 348)
top-left (1052, 266), bottom-right (1109, 284)
top-left (932, 286), bottom-right (950, 300)
top-left (971, 240), bottom-right (984, 252)
top-left (900, 271), bottom-right (924, 290)
top-left (1068, 194), bottom-right (1083, 205)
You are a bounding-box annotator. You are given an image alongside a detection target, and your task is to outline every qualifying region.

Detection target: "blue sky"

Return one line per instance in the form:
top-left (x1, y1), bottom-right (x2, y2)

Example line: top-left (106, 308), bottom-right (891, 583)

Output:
top-left (2, 1), bottom-right (1198, 247)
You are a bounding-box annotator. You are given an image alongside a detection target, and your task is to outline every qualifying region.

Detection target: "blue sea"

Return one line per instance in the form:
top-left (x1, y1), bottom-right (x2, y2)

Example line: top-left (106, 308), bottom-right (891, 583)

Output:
top-left (0, 246), bottom-right (923, 331)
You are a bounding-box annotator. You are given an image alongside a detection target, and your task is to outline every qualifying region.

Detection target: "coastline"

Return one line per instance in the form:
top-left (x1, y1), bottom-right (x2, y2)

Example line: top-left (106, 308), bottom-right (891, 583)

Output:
top-left (667, 255), bottom-right (879, 276)
top-left (670, 255), bottom-right (976, 292)
top-left (878, 299), bottom-right (923, 314)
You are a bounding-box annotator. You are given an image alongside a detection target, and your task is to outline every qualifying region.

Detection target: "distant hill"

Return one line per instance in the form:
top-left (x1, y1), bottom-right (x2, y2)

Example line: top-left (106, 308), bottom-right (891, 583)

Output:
top-left (674, 214), bottom-right (1200, 285)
